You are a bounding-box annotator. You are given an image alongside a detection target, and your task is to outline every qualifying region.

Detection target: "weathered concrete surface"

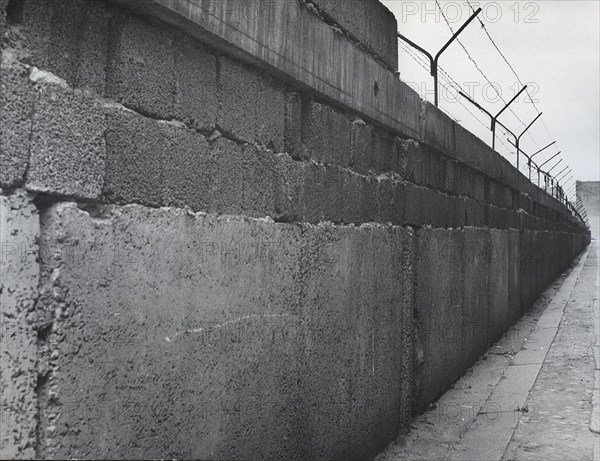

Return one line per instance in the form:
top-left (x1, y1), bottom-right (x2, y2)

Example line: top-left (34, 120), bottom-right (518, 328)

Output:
top-left (109, 0), bottom-right (422, 138)
top-left (36, 202), bottom-right (411, 460)
top-left (413, 228), bottom-right (466, 412)
top-left (27, 77), bottom-right (106, 199)
top-left (17, 0), bottom-right (110, 95)
top-left (577, 181), bottom-right (600, 239)
top-left (300, 223), bottom-right (408, 460)
top-left (217, 56), bottom-right (285, 150)
top-left (378, 243), bottom-right (596, 461)
top-left (107, 12), bottom-right (219, 132)
top-left (413, 228), bottom-right (588, 411)
top-left (107, 12), bottom-right (177, 119)
top-left (308, 0), bottom-right (398, 69)
top-left (2, 0), bottom-right (586, 232)
top-left (301, 101), bottom-right (352, 166)
top-left (0, 59), bottom-right (35, 188)
top-left (0, 190), bottom-right (39, 459)
top-left (0, 0), bottom-right (591, 458)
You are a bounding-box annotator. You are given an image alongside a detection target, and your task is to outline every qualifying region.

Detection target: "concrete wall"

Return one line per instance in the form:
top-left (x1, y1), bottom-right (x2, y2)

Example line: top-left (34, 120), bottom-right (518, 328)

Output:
top-left (0, 0), bottom-right (589, 459)
top-left (577, 181), bottom-right (599, 239)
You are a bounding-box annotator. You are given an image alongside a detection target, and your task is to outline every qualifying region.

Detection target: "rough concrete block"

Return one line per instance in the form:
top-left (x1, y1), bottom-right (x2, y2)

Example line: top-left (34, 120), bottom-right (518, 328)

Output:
top-left (458, 197), bottom-right (485, 228)
top-left (422, 102), bottom-right (455, 156)
top-left (18, 0), bottom-right (69, 80)
top-left (298, 163), bottom-right (376, 224)
top-left (204, 140), bottom-right (278, 218)
top-left (0, 0), bottom-right (7, 38)
top-left (488, 180), bottom-right (513, 209)
top-left (454, 123), bottom-right (497, 179)
top-left (351, 121), bottom-right (398, 174)
top-left (0, 190), bottom-right (39, 459)
top-left (283, 89), bottom-right (303, 159)
top-left (73, 0), bottom-right (111, 95)
top-left (300, 223), bottom-right (405, 460)
top-left (17, 0), bottom-right (111, 94)
top-left (301, 101), bottom-right (351, 166)
top-left (412, 147), bottom-right (447, 191)
top-left (218, 57), bottom-right (284, 151)
top-left (36, 202), bottom-right (305, 459)
top-left (174, 36), bottom-right (217, 131)
top-left (413, 228), bottom-right (465, 411)
top-left (519, 193), bottom-right (534, 214)
top-left (404, 185), bottom-right (458, 228)
top-left (351, 121), bottom-right (376, 173)
top-left (444, 158), bottom-right (457, 195)
top-left (488, 230), bottom-right (509, 339)
top-left (310, 0), bottom-right (398, 69)
top-left (272, 152), bottom-right (305, 222)
top-left (507, 229), bottom-right (521, 325)
top-left (103, 108), bottom-right (165, 206)
top-left (107, 13), bottom-right (175, 118)
top-left (27, 80), bottom-right (106, 199)
top-left (374, 175), bottom-right (405, 224)
top-left (159, 120), bottom-right (215, 211)
top-left (519, 230), bottom-right (537, 309)
top-left (104, 108), bottom-right (283, 218)
top-left (486, 205), bottom-right (501, 229)
top-left (0, 62), bottom-right (35, 188)
top-left (461, 228), bottom-right (492, 364)
top-left (397, 138), bottom-right (421, 181)
top-left (35, 202), bottom-right (416, 459)
top-left (460, 162), bottom-right (487, 197)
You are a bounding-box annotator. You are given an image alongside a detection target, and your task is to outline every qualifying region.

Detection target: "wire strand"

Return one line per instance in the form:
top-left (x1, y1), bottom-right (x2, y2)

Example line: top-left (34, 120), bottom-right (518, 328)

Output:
top-left (465, 0), bottom-right (556, 152)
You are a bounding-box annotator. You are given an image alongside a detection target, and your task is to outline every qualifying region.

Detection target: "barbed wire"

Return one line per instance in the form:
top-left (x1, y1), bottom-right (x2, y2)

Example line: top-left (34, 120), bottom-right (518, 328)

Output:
top-left (399, 41), bottom-right (515, 155)
top-left (397, 3), bottom-right (577, 213)
top-left (464, 0), bottom-right (556, 152)
top-left (433, 0), bottom-right (532, 132)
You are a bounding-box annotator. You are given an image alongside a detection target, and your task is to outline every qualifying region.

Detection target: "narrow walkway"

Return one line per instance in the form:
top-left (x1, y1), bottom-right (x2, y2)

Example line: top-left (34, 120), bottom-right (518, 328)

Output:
top-left (378, 242), bottom-right (600, 461)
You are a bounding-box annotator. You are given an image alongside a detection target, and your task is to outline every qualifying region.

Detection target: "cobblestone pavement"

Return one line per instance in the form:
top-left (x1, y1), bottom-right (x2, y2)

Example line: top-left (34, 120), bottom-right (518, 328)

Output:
top-left (377, 241), bottom-right (600, 461)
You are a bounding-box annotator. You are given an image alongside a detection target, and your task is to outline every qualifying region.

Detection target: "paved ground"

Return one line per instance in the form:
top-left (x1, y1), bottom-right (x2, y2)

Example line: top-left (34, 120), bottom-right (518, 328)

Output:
top-left (377, 241), bottom-right (600, 461)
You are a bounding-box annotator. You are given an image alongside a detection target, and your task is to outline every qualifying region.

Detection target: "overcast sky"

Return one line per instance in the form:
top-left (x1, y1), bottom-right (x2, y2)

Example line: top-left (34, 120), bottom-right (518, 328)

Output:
top-left (381, 0), bottom-right (599, 199)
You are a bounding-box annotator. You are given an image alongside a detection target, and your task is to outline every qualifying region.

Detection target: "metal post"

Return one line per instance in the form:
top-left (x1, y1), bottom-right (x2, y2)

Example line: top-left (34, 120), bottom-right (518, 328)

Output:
top-left (547, 159), bottom-right (563, 174)
top-left (463, 92), bottom-right (520, 158)
top-left (399, 8), bottom-right (482, 106)
top-left (528, 141), bottom-right (557, 180)
top-left (492, 85), bottom-right (528, 151)
top-left (516, 113), bottom-right (543, 170)
top-left (538, 151), bottom-right (561, 170)
top-left (557, 168), bottom-right (571, 182)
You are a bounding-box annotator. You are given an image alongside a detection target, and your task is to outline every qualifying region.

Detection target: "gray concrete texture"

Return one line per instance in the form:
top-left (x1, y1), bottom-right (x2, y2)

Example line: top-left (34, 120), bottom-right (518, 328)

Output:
top-left (108, 0), bottom-right (423, 138)
top-left (3, 79), bottom-right (582, 233)
top-left (1, 61), bottom-right (580, 231)
top-left (0, 0), bottom-right (591, 458)
top-left (308, 0), bottom-right (398, 70)
top-left (412, 227), bottom-right (588, 411)
top-left (22, 202), bottom-right (587, 459)
top-left (34, 202), bottom-right (411, 460)
top-left (0, 191), bottom-right (39, 459)
top-left (1, 0), bottom-right (587, 233)
top-left (577, 181), bottom-right (600, 239)
top-left (0, 60), bottom-right (35, 188)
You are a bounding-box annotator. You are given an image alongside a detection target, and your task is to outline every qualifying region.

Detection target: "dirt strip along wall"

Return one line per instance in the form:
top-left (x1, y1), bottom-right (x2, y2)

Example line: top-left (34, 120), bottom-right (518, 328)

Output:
top-left (0, 0), bottom-right (590, 459)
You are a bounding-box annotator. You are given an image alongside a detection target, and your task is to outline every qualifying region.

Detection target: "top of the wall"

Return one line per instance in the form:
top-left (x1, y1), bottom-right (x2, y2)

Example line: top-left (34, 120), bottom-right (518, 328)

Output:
top-left (307, 0), bottom-right (398, 70)
top-left (108, 0), bottom-right (584, 230)
top-left (109, 0), bottom-right (421, 139)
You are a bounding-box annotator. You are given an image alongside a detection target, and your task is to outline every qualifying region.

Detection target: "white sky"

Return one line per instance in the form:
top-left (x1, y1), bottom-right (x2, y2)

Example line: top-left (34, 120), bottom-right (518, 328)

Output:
top-left (381, 0), bottom-right (600, 200)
